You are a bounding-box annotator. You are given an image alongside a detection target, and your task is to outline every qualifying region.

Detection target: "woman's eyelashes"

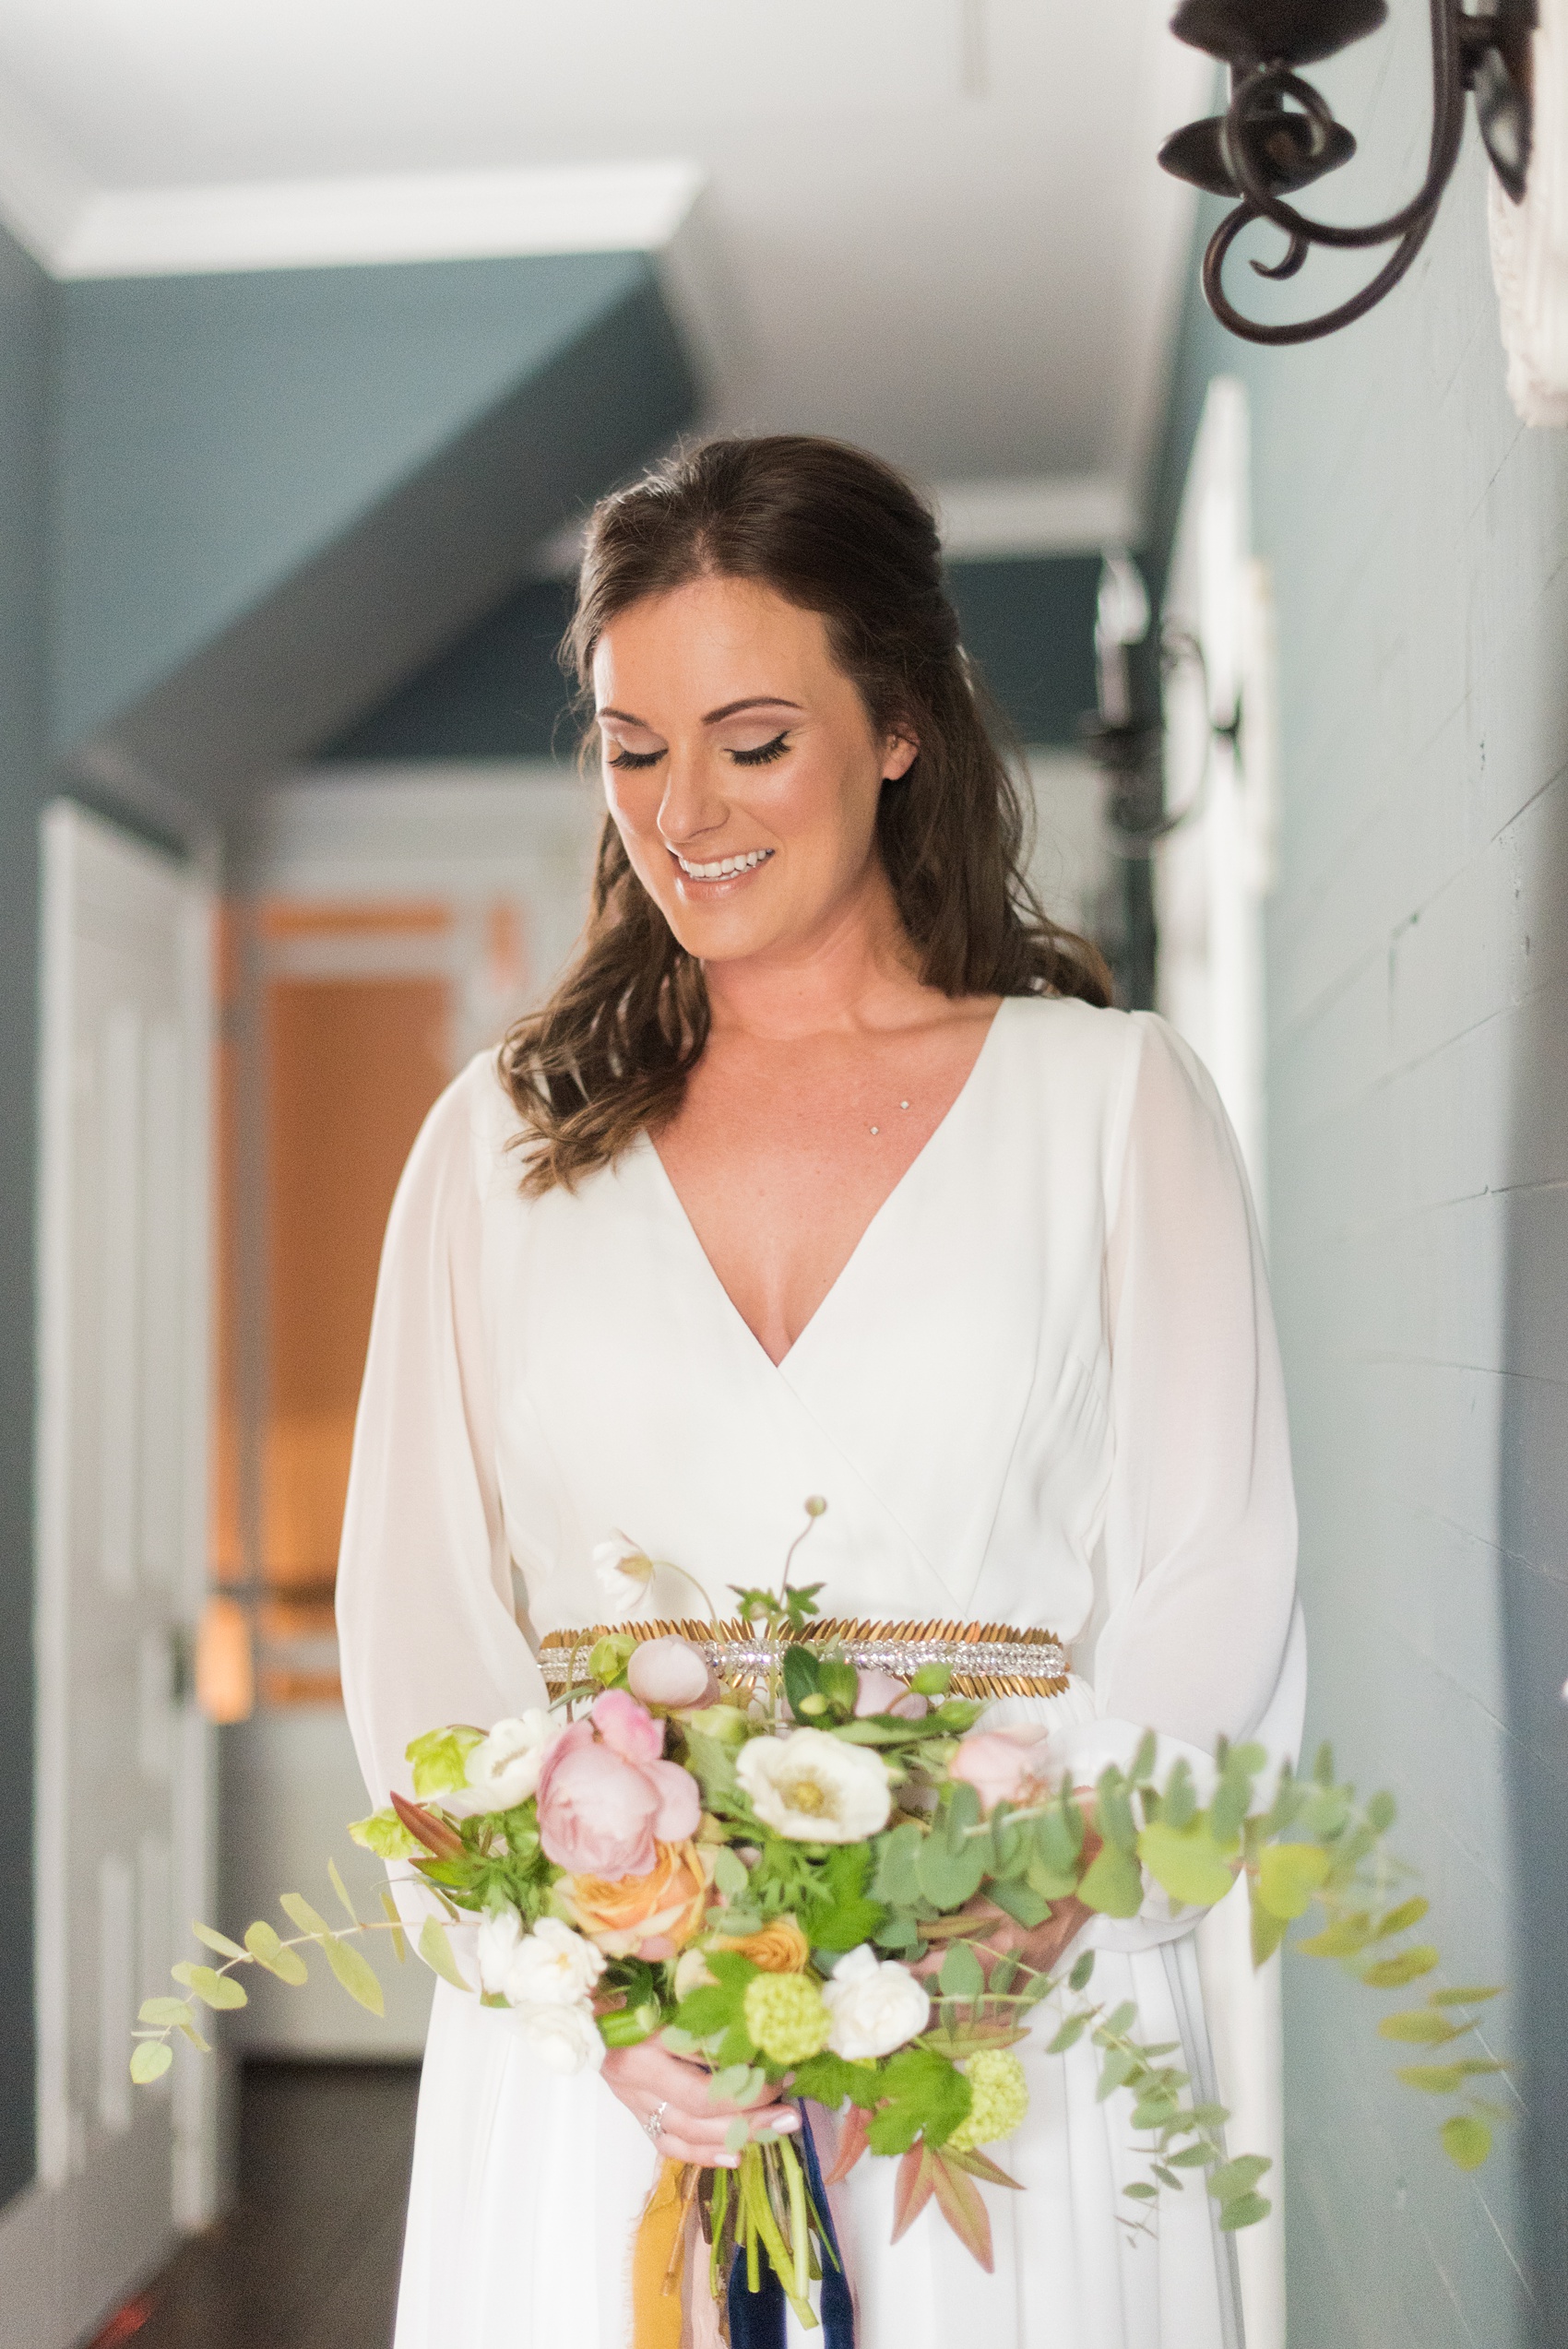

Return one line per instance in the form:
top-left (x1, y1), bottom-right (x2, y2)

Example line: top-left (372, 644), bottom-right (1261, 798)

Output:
top-left (728, 730), bottom-right (790, 767)
top-left (605, 730), bottom-right (792, 773)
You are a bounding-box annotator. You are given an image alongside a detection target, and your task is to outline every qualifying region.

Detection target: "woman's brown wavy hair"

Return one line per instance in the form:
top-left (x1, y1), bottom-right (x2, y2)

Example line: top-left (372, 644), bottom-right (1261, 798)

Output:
top-left (499, 433), bottom-right (1111, 1192)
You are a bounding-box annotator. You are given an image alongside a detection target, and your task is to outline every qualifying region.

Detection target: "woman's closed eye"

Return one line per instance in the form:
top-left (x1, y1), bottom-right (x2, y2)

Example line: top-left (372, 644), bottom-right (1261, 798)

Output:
top-left (727, 730), bottom-right (790, 767)
top-left (606, 743), bottom-right (664, 771)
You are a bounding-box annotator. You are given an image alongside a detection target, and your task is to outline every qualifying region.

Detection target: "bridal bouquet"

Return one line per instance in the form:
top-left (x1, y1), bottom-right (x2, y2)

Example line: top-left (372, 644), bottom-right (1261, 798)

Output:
top-left (131, 1507), bottom-right (1504, 2343)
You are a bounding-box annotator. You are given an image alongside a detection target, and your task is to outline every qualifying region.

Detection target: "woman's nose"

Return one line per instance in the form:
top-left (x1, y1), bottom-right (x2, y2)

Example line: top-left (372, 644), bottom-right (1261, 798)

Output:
top-left (657, 750), bottom-right (729, 848)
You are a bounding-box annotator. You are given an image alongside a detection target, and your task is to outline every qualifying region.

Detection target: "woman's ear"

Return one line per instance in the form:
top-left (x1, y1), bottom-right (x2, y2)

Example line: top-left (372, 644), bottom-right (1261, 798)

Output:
top-left (882, 731), bottom-right (920, 783)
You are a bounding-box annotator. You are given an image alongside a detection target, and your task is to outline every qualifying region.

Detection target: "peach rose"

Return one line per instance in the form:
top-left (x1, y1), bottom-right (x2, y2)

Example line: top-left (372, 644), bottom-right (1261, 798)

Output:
top-left (714, 1914), bottom-right (811, 1974)
top-left (564, 1839), bottom-right (714, 1959)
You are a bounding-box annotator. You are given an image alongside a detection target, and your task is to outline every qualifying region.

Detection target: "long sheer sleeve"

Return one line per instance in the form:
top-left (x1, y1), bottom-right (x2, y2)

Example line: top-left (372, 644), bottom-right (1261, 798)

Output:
top-left (338, 1058), bottom-right (545, 1814)
top-left (1048, 1014), bottom-right (1302, 1804)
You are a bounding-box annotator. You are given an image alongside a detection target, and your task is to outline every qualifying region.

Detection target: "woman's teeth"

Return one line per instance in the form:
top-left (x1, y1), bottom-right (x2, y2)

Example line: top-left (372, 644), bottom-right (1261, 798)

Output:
top-left (673, 847), bottom-right (775, 881)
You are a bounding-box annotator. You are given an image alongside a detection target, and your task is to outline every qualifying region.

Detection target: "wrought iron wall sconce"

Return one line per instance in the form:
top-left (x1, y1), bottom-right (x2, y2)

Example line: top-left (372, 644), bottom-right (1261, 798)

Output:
top-left (1080, 555), bottom-right (1241, 855)
top-left (1158, 0), bottom-right (1537, 343)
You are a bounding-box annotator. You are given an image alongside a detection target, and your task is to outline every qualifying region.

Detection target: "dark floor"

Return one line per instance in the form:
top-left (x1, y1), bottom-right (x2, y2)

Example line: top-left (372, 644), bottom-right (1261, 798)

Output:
top-left (100, 2062), bottom-right (420, 2349)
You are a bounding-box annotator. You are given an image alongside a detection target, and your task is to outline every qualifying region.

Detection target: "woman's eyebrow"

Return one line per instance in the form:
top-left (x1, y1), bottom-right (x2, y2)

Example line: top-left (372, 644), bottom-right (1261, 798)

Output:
top-left (595, 695), bottom-right (802, 728)
top-left (703, 696), bottom-right (802, 724)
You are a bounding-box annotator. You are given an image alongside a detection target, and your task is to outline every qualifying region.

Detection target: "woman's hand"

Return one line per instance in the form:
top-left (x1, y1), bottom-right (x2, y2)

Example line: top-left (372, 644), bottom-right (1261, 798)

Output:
top-left (601, 2036), bottom-right (799, 2169)
top-left (912, 1797), bottom-right (1100, 1989)
top-left (912, 1892), bottom-right (1092, 1987)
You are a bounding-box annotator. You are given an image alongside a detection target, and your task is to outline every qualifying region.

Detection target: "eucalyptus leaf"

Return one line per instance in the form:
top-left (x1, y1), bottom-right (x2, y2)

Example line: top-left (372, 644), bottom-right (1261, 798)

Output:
top-left (322, 1936), bottom-right (384, 2015)
top-left (1160, 1761), bottom-right (1197, 1832)
top-left (1377, 2010), bottom-right (1460, 2045)
top-left (1294, 1912), bottom-right (1371, 1959)
top-left (327, 1858), bottom-right (361, 1927)
top-left (172, 1962), bottom-right (247, 2011)
top-left (1138, 1821), bottom-right (1234, 1910)
top-left (1256, 1843), bottom-right (1331, 1921)
top-left (1078, 1843), bottom-right (1143, 1919)
top-left (711, 1846), bottom-right (750, 1900)
top-left (1441, 2115), bottom-right (1492, 2171)
top-left (1068, 1951), bottom-right (1095, 1993)
top-left (1360, 1945), bottom-right (1439, 1989)
top-left (279, 1893), bottom-right (334, 1942)
top-left (1218, 2192), bottom-right (1271, 2232)
top-left (418, 1916), bottom-right (471, 1990)
top-left (1094, 1770), bottom-right (1138, 1857)
top-left (244, 1921), bottom-right (309, 1986)
top-left (1046, 2014), bottom-right (1087, 2054)
top-left (190, 1921), bottom-right (247, 1961)
top-left (130, 2039), bottom-right (173, 2084)
top-left (1208, 2155), bottom-right (1271, 2205)
top-left (1096, 2047), bottom-right (1136, 2102)
top-left (916, 1834), bottom-right (986, 1911)
top-left (939, 1942), bottom-right (987, 2000)
top-left (1369, 1896), bottom-right (1428, 1940)
top-left (1428, 1985), bottom-right (1503, 2006)
top-left (139, 1996), bottom-right (196, 2028)
top-left (379, 1890), bottom-right (408, 1963)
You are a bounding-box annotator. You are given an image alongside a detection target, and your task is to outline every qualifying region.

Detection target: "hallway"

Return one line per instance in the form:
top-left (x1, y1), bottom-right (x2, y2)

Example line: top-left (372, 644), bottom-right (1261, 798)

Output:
top-left (98, 2069), bottom-right (417, 2349)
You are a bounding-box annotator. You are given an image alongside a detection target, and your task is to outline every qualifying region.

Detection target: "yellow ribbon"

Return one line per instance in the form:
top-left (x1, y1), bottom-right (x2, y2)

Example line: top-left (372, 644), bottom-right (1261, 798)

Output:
top-left (632, 2159), bottom-right (693, 2349)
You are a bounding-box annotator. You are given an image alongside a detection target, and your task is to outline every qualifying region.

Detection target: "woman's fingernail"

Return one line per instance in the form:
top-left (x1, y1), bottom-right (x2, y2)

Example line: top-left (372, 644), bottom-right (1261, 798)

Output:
top-left (773, 2113), bottom-right (800, 2131)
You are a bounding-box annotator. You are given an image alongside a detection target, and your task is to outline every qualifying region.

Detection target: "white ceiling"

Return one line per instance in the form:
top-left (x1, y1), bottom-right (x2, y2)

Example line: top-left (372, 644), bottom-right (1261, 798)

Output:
top-left (0, 0), bottom-right (1209, 541)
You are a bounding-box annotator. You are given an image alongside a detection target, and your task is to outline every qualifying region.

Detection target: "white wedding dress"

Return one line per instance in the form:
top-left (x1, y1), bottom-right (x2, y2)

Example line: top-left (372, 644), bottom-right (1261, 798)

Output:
top-left (338, 994), bottom-right (1303, 2349)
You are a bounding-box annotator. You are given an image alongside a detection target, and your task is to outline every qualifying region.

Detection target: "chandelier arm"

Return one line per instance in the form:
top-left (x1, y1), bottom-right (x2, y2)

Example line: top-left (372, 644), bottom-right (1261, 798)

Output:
top-left (1200, 198), bottom-right (1442, 345)
top-left (1222, 0), bottom-right (1466, 253)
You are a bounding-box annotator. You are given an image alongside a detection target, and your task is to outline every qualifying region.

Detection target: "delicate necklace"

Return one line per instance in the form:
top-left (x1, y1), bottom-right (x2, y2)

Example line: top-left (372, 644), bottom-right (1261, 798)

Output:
top-left (868, 1099), bottom-right (912, 1137)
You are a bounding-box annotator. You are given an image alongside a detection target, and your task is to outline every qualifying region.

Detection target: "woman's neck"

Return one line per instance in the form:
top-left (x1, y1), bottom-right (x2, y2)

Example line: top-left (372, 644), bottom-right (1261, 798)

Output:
top-left (701, 866), bottom-right (932, 1044)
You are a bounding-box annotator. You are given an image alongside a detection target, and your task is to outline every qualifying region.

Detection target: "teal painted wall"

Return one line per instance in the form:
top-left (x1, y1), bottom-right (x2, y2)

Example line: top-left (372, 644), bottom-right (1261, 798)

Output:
top-left (0, 218), bottom-right (52, 2212)
top-left (55, 254), bottom-right (695, 794)
top-left (1150, 68), bottom-right (1568, 2349)
top-left (320, 553), bottom-right (1104, 764)
top-left (56, 250), bottom-right (654, 746)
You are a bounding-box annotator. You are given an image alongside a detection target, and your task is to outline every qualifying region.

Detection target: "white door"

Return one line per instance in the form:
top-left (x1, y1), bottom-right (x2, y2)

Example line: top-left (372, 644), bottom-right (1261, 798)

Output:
top-left (31, 801), bottom-right (215, 2342)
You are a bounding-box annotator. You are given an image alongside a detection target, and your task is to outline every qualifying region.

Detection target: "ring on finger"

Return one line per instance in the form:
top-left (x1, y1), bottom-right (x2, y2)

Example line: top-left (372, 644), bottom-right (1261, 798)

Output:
top-left (642, 2099), bottom-right (669, 2144)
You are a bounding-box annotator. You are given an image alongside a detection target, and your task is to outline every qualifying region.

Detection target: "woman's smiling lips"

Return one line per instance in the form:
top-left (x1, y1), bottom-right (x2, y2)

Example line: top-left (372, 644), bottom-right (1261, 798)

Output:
top-left (667, 845), bottom-right (777, 885)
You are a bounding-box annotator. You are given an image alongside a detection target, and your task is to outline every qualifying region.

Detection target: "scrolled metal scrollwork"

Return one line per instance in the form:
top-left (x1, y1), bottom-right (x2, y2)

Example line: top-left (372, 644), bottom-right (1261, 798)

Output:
top-left (1159, 0), bottom-right (1537, 346)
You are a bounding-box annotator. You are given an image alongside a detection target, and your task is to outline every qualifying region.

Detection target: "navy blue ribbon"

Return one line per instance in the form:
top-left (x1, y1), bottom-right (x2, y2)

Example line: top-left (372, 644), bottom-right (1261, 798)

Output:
top-left (726, 2109), bottom-right (855, 2348)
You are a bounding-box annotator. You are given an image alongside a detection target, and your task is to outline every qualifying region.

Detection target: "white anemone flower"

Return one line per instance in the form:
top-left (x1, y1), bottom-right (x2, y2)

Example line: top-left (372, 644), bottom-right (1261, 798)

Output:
top-left (593, 1533), bottom-right (658, 1612)
top-left (475, 1905), bottom-right (527, 1999)
top-left (478, 1913), bottom-right (605, 2008)
top-left (465, 1711), bottom-right (558, 1811)
top-left (506, 1917), bottom-right (606, 2007)
top-left (515, 1999), bottom-right (605, 2075)
top-left (735, 1727), bottom-right (892, 1844)
top-left (822, 1944), bottom-right (931, 2059)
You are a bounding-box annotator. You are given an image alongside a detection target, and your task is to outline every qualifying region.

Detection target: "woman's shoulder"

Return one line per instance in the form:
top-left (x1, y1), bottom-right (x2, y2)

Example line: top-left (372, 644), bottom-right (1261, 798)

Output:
top-left (399, 1049), bottom-right (526, 1210)
top-left (997, 996), bottom-right (1207, 1164)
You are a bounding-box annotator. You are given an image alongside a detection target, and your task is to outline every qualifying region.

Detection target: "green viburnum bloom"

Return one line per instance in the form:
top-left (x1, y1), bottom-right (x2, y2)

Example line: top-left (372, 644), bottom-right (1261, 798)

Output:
top-left (946, 2048), bottom-right (1029, 2152)
top-left (743, 1971), bottom-right (834, 2066)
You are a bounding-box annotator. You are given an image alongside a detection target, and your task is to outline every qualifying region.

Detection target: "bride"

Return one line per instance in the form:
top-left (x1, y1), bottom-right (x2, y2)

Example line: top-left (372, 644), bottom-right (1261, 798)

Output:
top-left (338, 433), bottom-right (1301, 2349)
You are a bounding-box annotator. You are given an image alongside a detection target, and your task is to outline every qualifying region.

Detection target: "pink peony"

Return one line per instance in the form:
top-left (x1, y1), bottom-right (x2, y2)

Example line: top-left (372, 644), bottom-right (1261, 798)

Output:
top-left (949, 1726), bottom-right (1055, 1815)
top-left (853, 1667), bottom-right (929, 1723)
top-left (537, 1718), bottom-right (701, 1877)
top-left (590, 1687), bottom-right (664, 1764)
top-left (627, 1635), bottom-right (719, 1712)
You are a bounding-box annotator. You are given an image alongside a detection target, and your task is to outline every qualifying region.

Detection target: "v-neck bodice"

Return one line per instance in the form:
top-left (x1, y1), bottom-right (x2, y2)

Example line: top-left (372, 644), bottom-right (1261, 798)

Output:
top-left (480, 994), bottom-right (1118, 1643)
top-left (640, 997), bottom-right (1009, 1375)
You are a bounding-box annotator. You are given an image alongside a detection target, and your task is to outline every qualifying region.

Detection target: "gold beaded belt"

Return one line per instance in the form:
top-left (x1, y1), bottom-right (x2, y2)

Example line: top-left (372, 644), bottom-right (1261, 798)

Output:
top-left (537, 1617), bottom-right (1071, 1702)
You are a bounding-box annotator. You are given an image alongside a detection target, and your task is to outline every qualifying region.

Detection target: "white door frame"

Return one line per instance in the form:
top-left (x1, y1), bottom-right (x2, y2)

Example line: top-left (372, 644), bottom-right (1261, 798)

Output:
top-left (14, 800), bottom-right (216, 2349)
